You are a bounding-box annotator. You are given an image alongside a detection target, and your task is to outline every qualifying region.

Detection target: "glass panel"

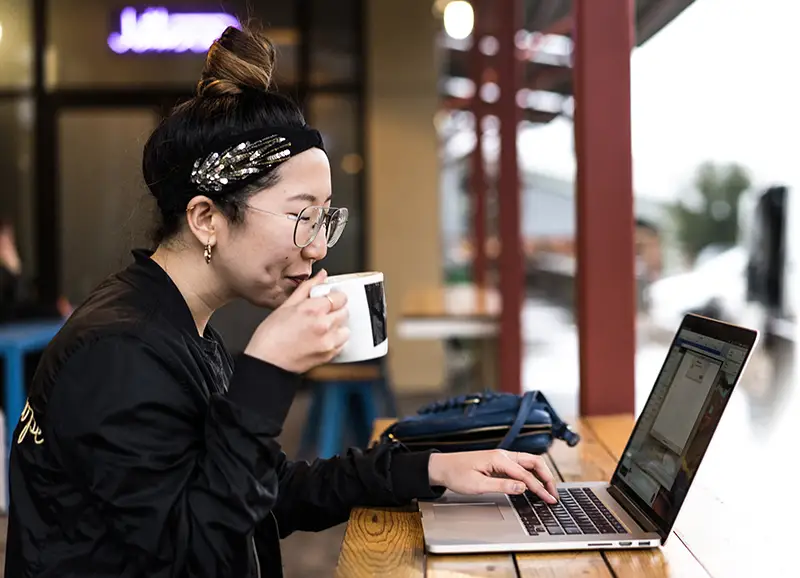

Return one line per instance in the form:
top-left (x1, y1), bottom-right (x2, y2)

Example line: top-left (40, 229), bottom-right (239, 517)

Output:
top-left (308, 0), bottom-right (358, 85)
top-left (58, 108), bottom-right (159, 302)
top-left (307, 93), bottom-right (363, 274)
top-left (48, 0), bottom-right (298, 89)
top-left (0, 0), bottom-right (34, 88)
top-left (0, 98), bottom-right (35, 274)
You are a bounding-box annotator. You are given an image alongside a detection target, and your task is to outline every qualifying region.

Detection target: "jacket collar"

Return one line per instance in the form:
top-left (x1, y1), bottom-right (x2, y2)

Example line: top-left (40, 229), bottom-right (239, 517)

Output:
top-left (124, 248), bottom-right (210, 341)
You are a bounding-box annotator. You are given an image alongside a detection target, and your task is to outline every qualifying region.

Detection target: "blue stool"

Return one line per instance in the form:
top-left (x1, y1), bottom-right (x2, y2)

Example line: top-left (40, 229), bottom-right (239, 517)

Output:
top-left (299, 359), bottom-right (397, 459)
top-left (0, 320), bottom-right (63, 453)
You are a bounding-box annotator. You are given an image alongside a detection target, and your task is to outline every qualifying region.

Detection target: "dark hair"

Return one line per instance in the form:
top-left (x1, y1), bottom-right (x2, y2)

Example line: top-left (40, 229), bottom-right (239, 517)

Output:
top-left (635, 217), bottom-right (660, 236)
top-left (142, 25), bottom-right (306, 245)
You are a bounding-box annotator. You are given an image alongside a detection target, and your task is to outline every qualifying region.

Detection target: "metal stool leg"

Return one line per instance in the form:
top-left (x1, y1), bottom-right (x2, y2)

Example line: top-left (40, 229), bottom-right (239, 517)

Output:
top-left (298, 382), bottom-right (323, 458)
top-left (376, 358), bottom-right (398, 417)
top-left (4, 348), bottom-right (23, 453)
top-left (375, 378), bottom-right (398, 418)
top-left (350, 382), bottom-right (379, 447)
top-left (317, 382), bottom-right (347, 459)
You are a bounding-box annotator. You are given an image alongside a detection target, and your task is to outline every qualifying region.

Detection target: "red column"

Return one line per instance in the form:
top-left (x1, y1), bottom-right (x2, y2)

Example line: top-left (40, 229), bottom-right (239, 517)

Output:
top-left (573, 0), bottom-right (636, 415)
top-left (497, 0), bottom-right (523, 394)
top-left (469, 0), bottom-right (488, 288)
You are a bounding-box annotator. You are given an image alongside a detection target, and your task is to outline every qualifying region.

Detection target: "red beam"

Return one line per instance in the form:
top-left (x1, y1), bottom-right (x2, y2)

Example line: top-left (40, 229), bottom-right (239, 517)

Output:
top-left (528, 65), bottom-right (572, 93)
top-left (497, 0), bottom-right (524, 395)
top-left (573, 0), bottom-right (636, 415)
top-left (477, 10), bottom-right (572, 39)
top-left (544, 14), bottom-right (573, 37)
top-left (445, 14), bottom-right (574, 79)
top-left (470, 0), bottom-right (488, 288)
top-left (440, 94), bottom-right (560, 125)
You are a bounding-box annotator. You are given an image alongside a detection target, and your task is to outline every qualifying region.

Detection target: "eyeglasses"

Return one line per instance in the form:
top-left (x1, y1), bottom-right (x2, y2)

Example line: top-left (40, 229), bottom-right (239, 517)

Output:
top-left (245, 204), bottom-right (349, 249)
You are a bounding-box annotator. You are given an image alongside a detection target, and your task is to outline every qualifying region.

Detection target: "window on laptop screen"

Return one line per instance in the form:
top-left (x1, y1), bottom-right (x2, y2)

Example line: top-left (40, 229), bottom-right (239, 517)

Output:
top-left (613, 326), bottom-right (751, 532)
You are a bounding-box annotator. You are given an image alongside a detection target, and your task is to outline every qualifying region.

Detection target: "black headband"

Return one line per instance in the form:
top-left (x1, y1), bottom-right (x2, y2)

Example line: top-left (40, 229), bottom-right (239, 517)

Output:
top-left (150, 125), bottom-right (325, 217)
top-left (188, 125), bottom-right (325, 196)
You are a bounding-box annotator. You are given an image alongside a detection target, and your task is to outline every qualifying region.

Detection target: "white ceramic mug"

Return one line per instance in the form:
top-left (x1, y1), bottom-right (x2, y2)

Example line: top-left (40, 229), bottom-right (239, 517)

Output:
top-left (309, 272), bottom-right (388, 363)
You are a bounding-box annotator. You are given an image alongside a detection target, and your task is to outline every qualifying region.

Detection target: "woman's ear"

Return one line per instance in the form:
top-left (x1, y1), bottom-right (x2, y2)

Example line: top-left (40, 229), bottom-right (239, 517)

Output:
top-left (185, 196), bottom-right (219, 247)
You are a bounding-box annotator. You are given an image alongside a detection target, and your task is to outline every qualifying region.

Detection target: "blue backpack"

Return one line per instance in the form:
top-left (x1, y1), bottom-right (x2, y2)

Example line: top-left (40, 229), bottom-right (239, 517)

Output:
top-left (379, 391), bottom-right (580, 454)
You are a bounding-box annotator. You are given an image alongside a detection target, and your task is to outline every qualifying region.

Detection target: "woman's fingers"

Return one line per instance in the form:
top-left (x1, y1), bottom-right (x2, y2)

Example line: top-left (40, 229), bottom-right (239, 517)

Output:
top-left (492, 452), bottom-right (557, 503)
top-left (512, 452), bottom-right (559, 500)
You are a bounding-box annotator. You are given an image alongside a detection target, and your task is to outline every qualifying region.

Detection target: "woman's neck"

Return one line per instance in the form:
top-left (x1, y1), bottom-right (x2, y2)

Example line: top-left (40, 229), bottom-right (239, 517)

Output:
top-left (150, 244), bottom-right (230, 336)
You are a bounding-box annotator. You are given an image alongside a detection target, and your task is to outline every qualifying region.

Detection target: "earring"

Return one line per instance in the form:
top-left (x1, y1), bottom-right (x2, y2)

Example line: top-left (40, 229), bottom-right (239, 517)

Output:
top-left (204, 243), bottom-right (213, 264)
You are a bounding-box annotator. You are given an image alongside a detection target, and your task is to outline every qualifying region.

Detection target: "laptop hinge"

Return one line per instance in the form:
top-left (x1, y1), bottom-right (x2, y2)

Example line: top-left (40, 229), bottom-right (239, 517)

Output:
top-left (608, 483), bottom-right (664, 538)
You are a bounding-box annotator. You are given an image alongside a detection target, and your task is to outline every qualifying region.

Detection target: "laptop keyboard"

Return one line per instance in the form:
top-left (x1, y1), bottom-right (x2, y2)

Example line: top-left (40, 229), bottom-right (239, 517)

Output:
top-left (508, 488), bottom-right (628, 536)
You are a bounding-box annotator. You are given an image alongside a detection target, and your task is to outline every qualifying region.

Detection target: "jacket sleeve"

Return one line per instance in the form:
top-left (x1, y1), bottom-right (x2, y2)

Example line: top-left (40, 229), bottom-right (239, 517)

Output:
top-left (45, 334), bottom-right (299, 576)
top-left (265, 444), bottom-right (444, 538)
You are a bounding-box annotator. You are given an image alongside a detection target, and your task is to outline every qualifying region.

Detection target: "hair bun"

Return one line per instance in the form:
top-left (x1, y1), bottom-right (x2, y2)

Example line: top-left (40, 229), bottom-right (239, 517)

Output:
top-left (197, 26), bottom-right (276, 97)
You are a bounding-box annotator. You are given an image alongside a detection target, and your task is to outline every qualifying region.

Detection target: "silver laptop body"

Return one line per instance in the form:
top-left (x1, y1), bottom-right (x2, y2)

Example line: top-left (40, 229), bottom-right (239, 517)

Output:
top-left (420, 314), bottom-right (759, 553)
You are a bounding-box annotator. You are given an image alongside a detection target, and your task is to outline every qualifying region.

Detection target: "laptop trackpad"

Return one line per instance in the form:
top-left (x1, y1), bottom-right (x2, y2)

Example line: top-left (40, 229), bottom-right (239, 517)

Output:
top-left (432, 503), bottom-right (504, 522)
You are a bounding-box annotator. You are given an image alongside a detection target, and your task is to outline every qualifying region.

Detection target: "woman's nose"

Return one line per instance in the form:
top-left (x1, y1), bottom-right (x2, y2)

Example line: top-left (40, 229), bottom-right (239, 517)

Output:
top-left (301, 230), bottom-right (328, 261)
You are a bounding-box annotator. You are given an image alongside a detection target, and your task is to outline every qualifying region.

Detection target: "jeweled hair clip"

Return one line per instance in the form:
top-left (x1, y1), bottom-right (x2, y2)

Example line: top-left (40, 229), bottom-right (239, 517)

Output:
top-left (190, 135), bottom-right (292, 193)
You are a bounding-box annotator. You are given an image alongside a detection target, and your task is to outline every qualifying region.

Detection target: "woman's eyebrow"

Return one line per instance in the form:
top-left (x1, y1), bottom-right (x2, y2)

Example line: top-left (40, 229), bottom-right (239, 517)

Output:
top-left (286, 192), bottom-right (332, 204)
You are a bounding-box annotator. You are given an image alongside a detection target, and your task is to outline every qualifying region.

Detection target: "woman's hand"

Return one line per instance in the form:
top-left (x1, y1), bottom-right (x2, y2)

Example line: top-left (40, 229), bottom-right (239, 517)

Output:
top-left (56, 296), bottom-right (74, 318)
top-left (0, 230), bottom-right (21, 275)
top-left (427, 450), bottom-right (559, 504)
top-left (245, 270), bottom-right (350, 373)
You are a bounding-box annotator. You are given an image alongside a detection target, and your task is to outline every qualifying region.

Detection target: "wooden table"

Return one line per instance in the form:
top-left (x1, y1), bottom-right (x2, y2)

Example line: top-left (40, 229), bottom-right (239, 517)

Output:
top-left (335, 415), bottom-right (792, 577)
top-left (396, 284), bottom-right (500, 340)
top-left (397, 284), bottom-right (500, 391)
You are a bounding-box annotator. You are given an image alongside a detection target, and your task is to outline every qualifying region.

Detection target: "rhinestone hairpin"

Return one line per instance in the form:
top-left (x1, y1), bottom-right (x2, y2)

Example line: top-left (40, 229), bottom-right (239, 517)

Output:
top-left (190, 135), bottom-right (292, 193)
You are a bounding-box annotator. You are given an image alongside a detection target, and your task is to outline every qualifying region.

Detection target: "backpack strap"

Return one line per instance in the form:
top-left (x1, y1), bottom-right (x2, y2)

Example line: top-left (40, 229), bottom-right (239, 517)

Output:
top-left (498, 391), bottom-right (536, 450)
top-left (497, 391), bottom-right (581, 450)
top-left (534, 391), bottom-right (581, 447)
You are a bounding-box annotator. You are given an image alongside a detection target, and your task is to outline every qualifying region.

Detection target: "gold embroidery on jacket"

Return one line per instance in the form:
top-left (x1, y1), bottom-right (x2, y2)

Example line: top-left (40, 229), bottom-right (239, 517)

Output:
top-left (18, 400), bottom-right (44, 445)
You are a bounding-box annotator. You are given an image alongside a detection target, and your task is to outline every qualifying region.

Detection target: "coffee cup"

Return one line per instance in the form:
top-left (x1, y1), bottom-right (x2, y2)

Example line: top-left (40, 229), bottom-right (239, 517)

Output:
top-left (310, 272), bottom-right (388, 363)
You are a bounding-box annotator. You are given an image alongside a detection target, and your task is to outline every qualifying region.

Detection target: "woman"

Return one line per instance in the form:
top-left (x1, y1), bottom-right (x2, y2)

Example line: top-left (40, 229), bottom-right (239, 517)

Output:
top-left (0, 217), bottom-right (72, 322)
top-left (5, 26), bottom-right (557, 578)
top-left (0, 217), bottom-right (24, 318)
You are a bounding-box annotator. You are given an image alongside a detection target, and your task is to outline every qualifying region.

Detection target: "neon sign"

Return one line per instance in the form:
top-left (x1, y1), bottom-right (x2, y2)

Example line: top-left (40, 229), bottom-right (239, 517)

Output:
top-left (107, 7), bottom-right (240, 54)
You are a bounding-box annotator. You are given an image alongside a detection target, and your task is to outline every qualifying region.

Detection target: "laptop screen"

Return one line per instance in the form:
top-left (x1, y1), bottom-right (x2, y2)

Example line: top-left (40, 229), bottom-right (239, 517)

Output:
top-left (611, 314), bottom-right (758, 538)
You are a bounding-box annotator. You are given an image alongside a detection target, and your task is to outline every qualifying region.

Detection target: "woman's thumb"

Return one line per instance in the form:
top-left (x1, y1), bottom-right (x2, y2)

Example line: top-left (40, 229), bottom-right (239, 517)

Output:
top-left (285, 269), bottom-right (328, 305)
top-left (479, 476), bottom-right (525, 495)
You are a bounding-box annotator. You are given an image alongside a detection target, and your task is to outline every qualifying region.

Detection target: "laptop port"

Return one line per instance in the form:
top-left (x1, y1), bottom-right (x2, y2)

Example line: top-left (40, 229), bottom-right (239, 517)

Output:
top-left (638, 541), bottom-right (650, 546)
top-left (618, 541), bottom-right (632, 546)
top-left (588, 543), bottom-right (613, 547)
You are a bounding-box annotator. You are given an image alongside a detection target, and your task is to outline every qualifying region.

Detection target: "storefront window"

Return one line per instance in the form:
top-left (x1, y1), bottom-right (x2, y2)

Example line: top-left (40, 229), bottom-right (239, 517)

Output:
top-left (307, 94), bottom-right (363, 274)
top-left (47, 0), bottom-right (298, 89)
top-left (0, 0), bottom-right (34, 88)
top-left (0, 99), bottom-right (35, 271)
top-left (308, 0), bottom-right (358, 86)
top-left (58, 108), bottom-right (159, 301)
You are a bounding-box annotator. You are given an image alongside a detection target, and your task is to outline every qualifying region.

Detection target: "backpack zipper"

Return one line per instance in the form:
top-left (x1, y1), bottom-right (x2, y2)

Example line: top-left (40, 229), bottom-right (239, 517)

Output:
top-left (388, 424), bottom-right (552, 444)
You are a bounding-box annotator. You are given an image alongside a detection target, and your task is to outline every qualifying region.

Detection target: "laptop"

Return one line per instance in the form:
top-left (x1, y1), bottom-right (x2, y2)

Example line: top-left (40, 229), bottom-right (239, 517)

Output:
top-left (419, 313), bottom-right (759, 553)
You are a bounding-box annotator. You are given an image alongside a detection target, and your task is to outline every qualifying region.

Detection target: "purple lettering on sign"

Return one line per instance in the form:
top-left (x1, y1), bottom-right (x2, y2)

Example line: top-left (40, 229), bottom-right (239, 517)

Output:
top-left (108, 7), bottom-right (241, 54)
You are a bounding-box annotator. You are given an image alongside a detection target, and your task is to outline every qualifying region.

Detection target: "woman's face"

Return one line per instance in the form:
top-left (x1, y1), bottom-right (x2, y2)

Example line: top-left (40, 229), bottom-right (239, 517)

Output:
top-left (213, 148), bottom-right (334, 309)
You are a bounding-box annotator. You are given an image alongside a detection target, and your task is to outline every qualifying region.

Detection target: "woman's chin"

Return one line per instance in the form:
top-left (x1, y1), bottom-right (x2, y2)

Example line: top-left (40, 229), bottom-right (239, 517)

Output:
top-left (244, 288), bottom-right (287, 310)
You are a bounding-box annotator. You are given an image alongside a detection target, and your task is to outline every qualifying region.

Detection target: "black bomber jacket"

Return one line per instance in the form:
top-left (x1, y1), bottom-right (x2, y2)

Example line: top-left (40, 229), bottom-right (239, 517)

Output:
top-left (4, 249), bottom-right (442, 577)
